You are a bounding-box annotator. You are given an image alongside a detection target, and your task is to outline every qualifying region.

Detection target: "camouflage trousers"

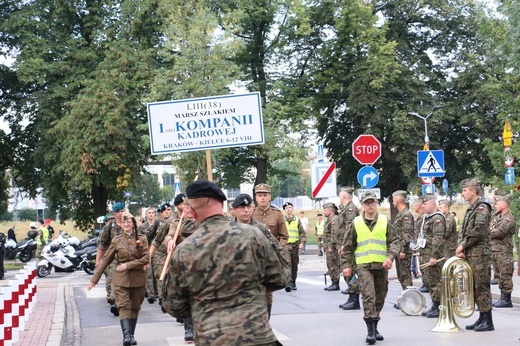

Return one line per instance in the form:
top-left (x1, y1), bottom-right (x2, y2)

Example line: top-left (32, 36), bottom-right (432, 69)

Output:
top-left (492, 251), bottom-right (514, 293)
top-left (113, 285), bottom-right (145, 319)
top-left (104, 262), bottom-right (116, 300)
top-left (326, 246), bottom-right (340, 281)
top-left (467, 255), bottom-right (492, 312)
top-left (396, 253), bottom-right (413, 290)
top-left (357, 267), bottom-right (388, 321)
top-left (421, 259), bottom-right (441, 302)
top-left (317, 237), bottom-right (324, 251)
top-left (153, 256), bottom-right (167, 299)
top-left (287, 243), bottom-right (300, 282)
top-left (343, 273), bottom-right (360, 294)
top-left (145, 264), bottom-right (156, 297)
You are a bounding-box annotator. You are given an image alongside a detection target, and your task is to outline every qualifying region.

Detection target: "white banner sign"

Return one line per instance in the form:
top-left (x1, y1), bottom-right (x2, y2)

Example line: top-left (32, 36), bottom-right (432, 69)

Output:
top-left (147, 92), bottom-right (264, 155)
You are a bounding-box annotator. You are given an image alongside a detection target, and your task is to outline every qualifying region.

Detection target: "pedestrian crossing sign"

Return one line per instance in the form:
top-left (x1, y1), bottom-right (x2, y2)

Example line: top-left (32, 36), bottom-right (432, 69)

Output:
top-left (417, 150), bottom-right (445, 177)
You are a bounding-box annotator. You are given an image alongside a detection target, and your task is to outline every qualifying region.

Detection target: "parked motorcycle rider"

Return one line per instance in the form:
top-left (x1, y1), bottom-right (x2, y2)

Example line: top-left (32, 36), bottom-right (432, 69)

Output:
top-left (96, 202), bottom-right (125, 315)
top-left (88, 211), bottom-right (149, 346)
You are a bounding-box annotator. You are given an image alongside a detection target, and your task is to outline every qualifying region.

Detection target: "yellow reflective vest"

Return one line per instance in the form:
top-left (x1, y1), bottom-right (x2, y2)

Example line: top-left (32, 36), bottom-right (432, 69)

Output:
top-left (316, 220), bottom-right (325, 236)
top-left (285, 217), bottom-right (300, 244)
top-left (353, 215), bottom-right (388, 264)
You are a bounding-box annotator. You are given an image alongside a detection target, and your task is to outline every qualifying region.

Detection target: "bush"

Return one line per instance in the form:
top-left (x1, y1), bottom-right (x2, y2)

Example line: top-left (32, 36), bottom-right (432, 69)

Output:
top-left (0, 211), bottom-right (13, 221)
top-left (16, 209), bottom-right (37, 221)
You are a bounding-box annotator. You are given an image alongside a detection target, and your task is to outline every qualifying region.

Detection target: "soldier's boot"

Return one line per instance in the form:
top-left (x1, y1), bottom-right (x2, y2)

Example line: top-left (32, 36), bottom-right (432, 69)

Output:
top-left (474, 311), bottom-right (494, 332)
top-left (373, 320), bottom-right (384, 341)
top-left (465, 311), bottom-right (483, 330)
top-left (338, 296), bottom-right (352, 309)
top-left (184, 317), bottom-right (195, 342)
top-left (290, 281), bottom-right (297, 291)
top-left (120, 319), bottom-right (133, 346)
top-left (494, 292), bottom-right (513, 308)
top-left (418, 284), bottom-right (428, 293)
top-left (128, 318), bottom-right (137, 345)
top-left (318, 250), bottom-right (323, 256)
top-left (324, 279), bottom-right (340, 291)
top-left (365, 320), bottom-right (376, 345)
top-left (111, 305), bottom-right (120, 316)
top-left (267, 304), bottom-right (272, 319)
top-left (421, 303), bottom-right (434, 317)
top-left (426, 300), bottom-right (440, 318)
top-left (342, 293), bottom-right (360, 310)
top-left (490, 278), bottom-right (498, 285)
top-left (285, 283), bottom-right (292, 292)
top-left (492, 293), bottom-right (504, 307)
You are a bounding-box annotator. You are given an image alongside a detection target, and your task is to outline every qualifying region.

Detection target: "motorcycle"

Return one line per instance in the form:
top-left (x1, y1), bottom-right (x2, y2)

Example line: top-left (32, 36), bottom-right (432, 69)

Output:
top-left (5, 230), bottom-right (38, 262)
top-left (36, 235), bottom-right (97, 278)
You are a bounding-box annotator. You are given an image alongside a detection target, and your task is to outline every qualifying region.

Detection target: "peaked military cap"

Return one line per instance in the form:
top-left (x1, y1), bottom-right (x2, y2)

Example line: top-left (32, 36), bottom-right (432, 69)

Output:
top-left (495, 194), bottom-right (512, 204)
top-left (360, 191), bottom-right (377, 203)
top-left (232, 194), bottom-right (254, 208)
top-left (283, 202), bottom-right (293, 209)
top-left (459, 177), bottom-right (482, 188)
top-left (438, 199), bottom-right (451, 207)
top-left (186, 180), bottom-right (227, 201)
top-left (173, 193), bottom-right (186, 206)
top-left (254, 183), bottom-right (272, 193)
top-left (340, 186), bottom-right (355, 194)
top-left (392, 190), bottom-right (408, 199)
top-left (421, 194), bottom-right (436, 202)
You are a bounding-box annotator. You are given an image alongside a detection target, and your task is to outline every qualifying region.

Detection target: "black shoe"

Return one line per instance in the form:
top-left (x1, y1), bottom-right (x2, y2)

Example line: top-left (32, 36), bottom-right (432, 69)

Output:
top-left (466, 312), bottom-right (483, 330)
top-left (110, 305), bottom-right (119, 316)
top-left (365, 320), bottom-right (376, 345)
top-left (490, 279), bottom-right (498, 285)
top-left (426, 301), bottom-right (440, 318)
top-left (290, 281), bottom-right (297, 291)
top-left (394, 303), bottom-right (400, 310)
top-left (494, 292), bottom-right (513, 308)
top-left (147, 296), bottom-right (156, 304)
top-left (184, 317), bottom-right (194, 342)
top-left (107, 297), bottom-right (115, 305)
top-left (342, 293), bottom-right (360, 310)
top-left (374, 320), bottom-right (384, 341)
top-left (285, 284), bottom-right (292, 292)
top-left (341, 289), bottom-right (349, 295)
top-left (324, 280), bottom-right (340, 291)
top-left (418, 285), bottom-right (428, 293)
top-left (318, 251), bottom-right (323, 256)
top-left (474, 311), bottom-right (494, 332)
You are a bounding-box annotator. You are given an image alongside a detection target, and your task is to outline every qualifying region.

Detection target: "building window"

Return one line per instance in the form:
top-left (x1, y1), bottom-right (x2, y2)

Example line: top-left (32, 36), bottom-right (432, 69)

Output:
top-left (162, 173), bottom-right (174, 187)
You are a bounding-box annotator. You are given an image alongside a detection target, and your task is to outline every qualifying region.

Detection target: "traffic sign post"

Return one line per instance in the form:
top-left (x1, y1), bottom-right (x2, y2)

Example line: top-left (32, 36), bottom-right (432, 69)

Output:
top-left (357, 166), bottom-right (379, 189)
top-left (417, 150), bottom-right (445, 177)
top-left (311, 162), bottom-right (337, 198)
top-left (352, 135), bottom-right (382, 165)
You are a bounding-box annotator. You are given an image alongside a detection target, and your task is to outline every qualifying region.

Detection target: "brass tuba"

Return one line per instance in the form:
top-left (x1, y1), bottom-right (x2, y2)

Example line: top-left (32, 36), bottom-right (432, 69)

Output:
top-left (431, 256), bottom-right (474, 333)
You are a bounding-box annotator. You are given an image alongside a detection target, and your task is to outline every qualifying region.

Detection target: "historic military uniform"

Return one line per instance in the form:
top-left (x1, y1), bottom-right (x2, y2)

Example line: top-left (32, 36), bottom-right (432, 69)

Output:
top-left (283, 202), bottom-right (306, 291)
top-left (342, 191), bottom-right (399, 345)
top-left (459, 178), bottom-right (493, 331)
top-left (323, 203), bottom-right (340, 289)
top-left (490, 194), bottom-right (516, 308)
top-left (90, 218), bottom-right (149, 346)
top-left (163, 180), bottom-right (287, 345)
top-left (392, 190), bottom-right (415, 290)
top-left (417, 194), bottom-right (446, 318)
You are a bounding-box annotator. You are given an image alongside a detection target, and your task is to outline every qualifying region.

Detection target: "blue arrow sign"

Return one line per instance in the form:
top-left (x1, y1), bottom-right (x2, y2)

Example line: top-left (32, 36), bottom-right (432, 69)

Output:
top-left (422, 184), bottom-right (436, 194)
top-left (357, 166), bottom-right (379, 188)
top-left (417, 150), bottom-right (445, 177)
top-left (505, 167), bottom-right (515, 185)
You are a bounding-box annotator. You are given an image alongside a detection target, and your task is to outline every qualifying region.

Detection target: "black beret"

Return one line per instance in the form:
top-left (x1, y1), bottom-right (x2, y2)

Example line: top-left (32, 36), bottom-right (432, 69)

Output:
top-left (158, 202), bottom-right (171, 213)
top-left (173, 193), bottom-right (186, 206)
top-left (232, 194), bottom-right (253, 208)
top-left (283, 202), bottom-right (293, 209)
top-left (186, 180), bottom-right (227, 202)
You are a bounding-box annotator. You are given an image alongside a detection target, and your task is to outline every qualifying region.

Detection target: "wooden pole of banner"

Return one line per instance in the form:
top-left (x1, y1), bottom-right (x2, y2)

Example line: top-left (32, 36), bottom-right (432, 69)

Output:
top-left (206, 149), bottom-right (213, 181)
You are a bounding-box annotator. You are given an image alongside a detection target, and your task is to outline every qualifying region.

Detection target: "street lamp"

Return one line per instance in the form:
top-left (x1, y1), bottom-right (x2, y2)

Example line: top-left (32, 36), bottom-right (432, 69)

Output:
top-left (408, 106), bottom-right (442, 149)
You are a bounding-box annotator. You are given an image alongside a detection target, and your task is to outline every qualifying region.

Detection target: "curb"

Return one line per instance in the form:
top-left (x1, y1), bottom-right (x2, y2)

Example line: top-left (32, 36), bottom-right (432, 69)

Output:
top-left (46, 282), bottom-right (65, 346)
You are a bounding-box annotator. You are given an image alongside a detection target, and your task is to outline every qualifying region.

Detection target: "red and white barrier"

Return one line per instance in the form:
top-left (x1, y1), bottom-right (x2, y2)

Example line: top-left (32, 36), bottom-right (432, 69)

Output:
top-left (0, 262), bottom-right (37, 346)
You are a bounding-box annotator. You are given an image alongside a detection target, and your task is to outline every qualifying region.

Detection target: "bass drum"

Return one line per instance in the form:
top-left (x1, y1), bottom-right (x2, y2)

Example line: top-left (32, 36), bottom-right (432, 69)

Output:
top-left (397, 287), bottom-right (426, 316)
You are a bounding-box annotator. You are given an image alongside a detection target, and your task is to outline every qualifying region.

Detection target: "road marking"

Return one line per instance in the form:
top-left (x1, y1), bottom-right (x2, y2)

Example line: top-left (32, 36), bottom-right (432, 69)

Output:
top-left (297, 277), bottom-right (327, 286)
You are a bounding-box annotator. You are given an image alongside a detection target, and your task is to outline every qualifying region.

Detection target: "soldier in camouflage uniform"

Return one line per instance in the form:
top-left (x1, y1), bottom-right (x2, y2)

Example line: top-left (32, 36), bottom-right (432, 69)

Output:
top-left (490, 193), bottom-right (516, 308)
top-left (338, 187), bottom-right (361, 310)
top-left (411, 197), bottom-right (427, 291)
top-left (163, 180), bottom-right (288, 345)
top-left (391, 190), bottom-right (414, 296)
top-left (322, 203), bottom-right (340, 291)
top-left (151, 194), bottom-right (198, 341)
top-left (417, 194), bottom-right (446, 318)
top-left (342, 191), bottom-right (399, 345)
top-left (232, 193), bottom-right (290, 318)
top-left (283, 202), bottom-right (306, 291)
top-left (252, 183), bottom-right (289, 304)
top-left (138, 206), bottom-right (157, 303)
top-left (96, 202), bottom-right (125, 315)
top-left (438, 200), bottom-right (457, 259)
top-left (457, 178), bottom-right (494, 332)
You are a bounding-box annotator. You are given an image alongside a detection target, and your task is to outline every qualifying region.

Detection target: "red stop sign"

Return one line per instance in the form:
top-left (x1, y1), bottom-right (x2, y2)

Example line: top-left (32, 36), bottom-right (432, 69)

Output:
top-left (352, 135), bottom-right (381, 165)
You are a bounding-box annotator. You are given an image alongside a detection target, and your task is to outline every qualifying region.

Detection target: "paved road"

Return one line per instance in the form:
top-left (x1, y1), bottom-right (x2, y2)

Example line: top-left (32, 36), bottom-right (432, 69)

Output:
top-left (43, 251), bottom-right (520, 346)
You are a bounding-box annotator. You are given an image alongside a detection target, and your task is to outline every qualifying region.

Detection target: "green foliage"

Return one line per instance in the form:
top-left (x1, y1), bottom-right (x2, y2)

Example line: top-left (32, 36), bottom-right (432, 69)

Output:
top-left (130, 173), bottom-right (163, 209)
top-left (15, 209), bottom-right (37, 221)
top-left (0, 211), bottom-right (13, 221)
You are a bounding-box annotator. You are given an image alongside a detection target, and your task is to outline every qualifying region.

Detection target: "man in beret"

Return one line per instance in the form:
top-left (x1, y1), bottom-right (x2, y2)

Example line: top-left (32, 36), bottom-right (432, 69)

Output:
top-left (163, 180), bottom-right (287, 345)
top-left (391, 190), bottom-right (415, 309)
top-left (457, 178), bottom-right (494, 331)
top-left (323, 202), bottom-right (341, 292)
top-left (490, 192), bottom-right (516, 308)
top-left (232, 193), bottom-right (290, 318)
top-left (96, 201), bottom-right (126, 315)
top-left (252, 183), bottom-right (289, 308)
top-left (138, 206), bottom-right (158, 304)
top-left (417, 194), bottom-right (446, 318)
top-left (283, 202), bottom-right (306, 291)
top-left (342, 191), bottom-right (399, 344)
top-left (438, 200), bottom-right (457, 259)
top-left (338, 187), bottom-right (361, 309)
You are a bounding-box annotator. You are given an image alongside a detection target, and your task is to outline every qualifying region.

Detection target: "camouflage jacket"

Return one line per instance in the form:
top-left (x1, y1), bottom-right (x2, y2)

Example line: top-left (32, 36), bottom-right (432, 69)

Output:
top-left (460, 199), bottom-right (492, 257)
top-left (419, 212), bottom-right (446, 260)
top-left (444, 212), bottom-right (458, 257)
top-left (490, 210), bottom-right (516, 252)
top-left (152, 216), bottom-right (198, 263)
top-left (323, 214), bottom-right (339, 249)
top-left (98, 221), bottom-right (123, 250)
top-left (336, 201), bottom-right (359, 246)
top-left (393, 207), bottom-right (415, 254)
top-left (163, 215), bottom-right (287, 345)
